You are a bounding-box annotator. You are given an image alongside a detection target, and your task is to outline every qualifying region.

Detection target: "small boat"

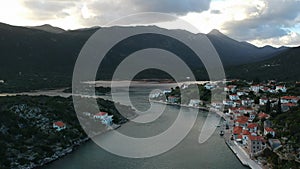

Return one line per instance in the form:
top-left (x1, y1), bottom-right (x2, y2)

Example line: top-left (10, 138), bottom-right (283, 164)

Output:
top-left (220, 130), bottom-right (224, 136)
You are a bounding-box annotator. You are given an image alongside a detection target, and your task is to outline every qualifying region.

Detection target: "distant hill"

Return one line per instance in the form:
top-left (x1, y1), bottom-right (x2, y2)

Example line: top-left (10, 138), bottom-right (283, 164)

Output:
top-left (0, 22), bottom-right (295, 91)
top-left (226, 47), bottom-right (300, 81)
top-left (28, 24), bottom-right (65, 33)
top-left (206, 29), bottom-right (288, 66)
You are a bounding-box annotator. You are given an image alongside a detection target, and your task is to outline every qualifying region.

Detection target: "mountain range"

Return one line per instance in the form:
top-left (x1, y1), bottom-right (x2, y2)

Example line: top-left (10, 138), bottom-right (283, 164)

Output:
top-left (0, 22), bottom-right (298, 91)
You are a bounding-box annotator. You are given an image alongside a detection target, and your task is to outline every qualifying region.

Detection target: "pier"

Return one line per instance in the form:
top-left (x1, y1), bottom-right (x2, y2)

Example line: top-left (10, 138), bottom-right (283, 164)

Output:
top-left (225, 139), bottom-right (262, 169)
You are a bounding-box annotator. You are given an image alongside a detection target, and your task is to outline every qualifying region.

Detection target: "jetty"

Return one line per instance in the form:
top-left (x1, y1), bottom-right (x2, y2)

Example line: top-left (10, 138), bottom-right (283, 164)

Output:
top-left (225, 141), bottom-right (262, 169)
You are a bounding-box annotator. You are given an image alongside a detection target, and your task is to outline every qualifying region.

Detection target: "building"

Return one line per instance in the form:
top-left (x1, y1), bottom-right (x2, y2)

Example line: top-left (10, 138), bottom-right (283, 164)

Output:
top-left (247, 123), bottom-right (258, 133)
top-left (258, 112), bottom-right (270, 120)
top-left (94, 112), bottom-right (108, 119)
top-left (268, 139), bottom-right (282, 151)
top-left (235, 116), bottom-right (249, 128)
top-left (281, 96), bottom-right (300, 104)
top-left (233, 126), bottom-right (243, 140)
top-left (241, 99), bottom-right (254, 106)
top-left (249, 113), bottom-right (256, 122)
top-left (167, 96), bottom-right (179, 103)
top-left (204, 83), bottom-right (215, 90)
top-left (188, 99), bottom-right (202, 107)
top-left (224, 85), bottom-right (237, 93)
top-left (264, 127), bottom-right (275, 137)
top-left (229, 94), bottom-right (240, 101)
top-left (93, 112), bottom-right (113, 126)
top-left (259, 98), bottom-right (269, 105)
top-left (237, 91), bottom-right (246, 96)
top-left (223, 100), bottom-right (234, 106)
top-left (276, 85), bottom-right (287, 93)
top-left (250, 85), bottom-right (261, 93)
top-left (53, 121), bottom-right (66, 131)
top-left (242, 130), bottom-right (251, 145)
top-left (248, 136), bottom-right (266, 155)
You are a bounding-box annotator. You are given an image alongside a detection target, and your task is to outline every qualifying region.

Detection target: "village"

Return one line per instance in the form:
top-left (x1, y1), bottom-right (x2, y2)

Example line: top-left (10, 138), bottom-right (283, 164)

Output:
top-left (151, 80), bottom-right (300, 169)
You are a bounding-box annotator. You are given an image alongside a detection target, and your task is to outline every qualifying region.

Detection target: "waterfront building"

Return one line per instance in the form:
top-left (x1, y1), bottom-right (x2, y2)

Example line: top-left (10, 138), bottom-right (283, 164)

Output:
top-left (247, 136), bottom-right (266, 155)
top-left (53, 121), bottom-right (66, 131)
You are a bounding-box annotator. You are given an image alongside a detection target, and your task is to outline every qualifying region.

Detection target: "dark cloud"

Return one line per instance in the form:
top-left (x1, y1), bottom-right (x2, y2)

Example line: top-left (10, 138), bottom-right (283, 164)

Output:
top-left (222, 0), bottom-right (300, 41)
top-left (129, 0), bottom-right (211, 14)
top-left (79, 0), bottom-right (211, 26)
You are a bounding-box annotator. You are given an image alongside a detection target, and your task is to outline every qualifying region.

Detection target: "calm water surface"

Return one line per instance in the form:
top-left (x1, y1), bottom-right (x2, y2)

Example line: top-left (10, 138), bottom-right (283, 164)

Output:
top-left (43, 85), bottom-right (247, 169)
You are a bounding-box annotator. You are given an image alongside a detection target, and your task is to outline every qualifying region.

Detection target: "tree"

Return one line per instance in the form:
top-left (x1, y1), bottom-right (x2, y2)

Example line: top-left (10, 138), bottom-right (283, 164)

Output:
top-left (266, 99), bottom-right (271, 113)
top-left (277, 97), bottom-right (282, 114)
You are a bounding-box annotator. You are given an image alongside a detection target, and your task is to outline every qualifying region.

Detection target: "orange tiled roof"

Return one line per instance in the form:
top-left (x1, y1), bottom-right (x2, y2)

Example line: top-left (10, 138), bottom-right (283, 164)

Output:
top-left (53, 121), bottom-right (65, 127)
top-left (265, 127), bottom-right (274, 132)
top-left (248, 123), bottom-right (258, 129)
top-left (233, 126), bottom-right (243, 135)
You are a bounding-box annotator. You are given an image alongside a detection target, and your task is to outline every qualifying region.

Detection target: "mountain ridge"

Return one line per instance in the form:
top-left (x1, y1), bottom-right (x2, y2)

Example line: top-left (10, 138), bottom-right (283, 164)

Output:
top-left (0, 22), bottom-right (298, 91)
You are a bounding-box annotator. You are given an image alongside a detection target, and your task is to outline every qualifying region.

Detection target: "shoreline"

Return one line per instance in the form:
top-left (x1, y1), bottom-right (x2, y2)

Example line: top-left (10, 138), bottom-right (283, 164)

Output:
top-left (37, 123), bottom-right (123, 169)
top-left (225, 141), bottom-right (263, 169)
top-left (150, 99), bottom-right (261, 169)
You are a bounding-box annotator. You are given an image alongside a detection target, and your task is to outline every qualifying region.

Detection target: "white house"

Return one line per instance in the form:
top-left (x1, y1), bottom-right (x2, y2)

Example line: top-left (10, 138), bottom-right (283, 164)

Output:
top-left (276, 86), bottom-right (287, 93)
top-left (163, 89), bottom-right (171, 94)
top-left (224, 85), bottom-right (237, 93)
top-left (229, 94), bottom-right (240, 101)
top-left (281, 96), bottom-right (300, 104)
top-left (250, 85), bottom-right (261, 93)
top-left (53, 121), bottom-right (66, 131)
top-left (247, 123), bottom-right (258, 133)
top-left (237, 91), bottom-right (246, 96)
top-left (264, 127), bottom-right (275, 137)
top-left (188, 99), bottom-right (202, 107)
top-left (94, 112), bottom-right (113, 126)
top-left (204, 83), bottom-right (215, 90)
top-left (248, 113), bottom-right (256, 122)
top-left (241, 99), bottom-right (254, 106)
top-left (242, 130), bottom-right (251, 145)
top-left (223, 100), bottom-right (234, 106)
top-left (259, 98), bottom-right (269, 105)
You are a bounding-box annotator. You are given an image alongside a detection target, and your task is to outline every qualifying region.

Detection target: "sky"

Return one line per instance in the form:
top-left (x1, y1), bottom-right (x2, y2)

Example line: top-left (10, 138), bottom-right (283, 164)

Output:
top-left (0, 0), bottom-right (300, 47)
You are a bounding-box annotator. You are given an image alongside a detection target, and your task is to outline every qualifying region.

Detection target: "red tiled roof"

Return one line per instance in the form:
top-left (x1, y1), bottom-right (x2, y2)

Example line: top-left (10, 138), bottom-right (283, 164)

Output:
top-left (258, 112), bottom-right (270, 119)
top-left (229, 107), bottom-right (239, 111)
top-left (53, 121), bottom-right (65, 127)
top-left (238, 107), bottom-right (247, 110)
top-left (238, 134), bottom-right (243, 139)
top-left (249, 135), bottom-right (264, 141)
top-left (227, 85), bottom-right (236, 88)
top-left (233, 126), bottom-right (243, 135)
top-left (248, 123), bottom-right (258, 129)
top-left (265, 127), bottom-right (274, 132)
top-left (95, 112), bottom-right (108, 116)
top-left (281, 96), bottom-right (299, 100)
top-left (260, 98), bottom-right (268, 100)
top-left (282, 103), bottom-right (297, 107)
top-left (236, 116), bottom-right (249, 124)
top-left (242, 130), bottom-right (251, 135)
